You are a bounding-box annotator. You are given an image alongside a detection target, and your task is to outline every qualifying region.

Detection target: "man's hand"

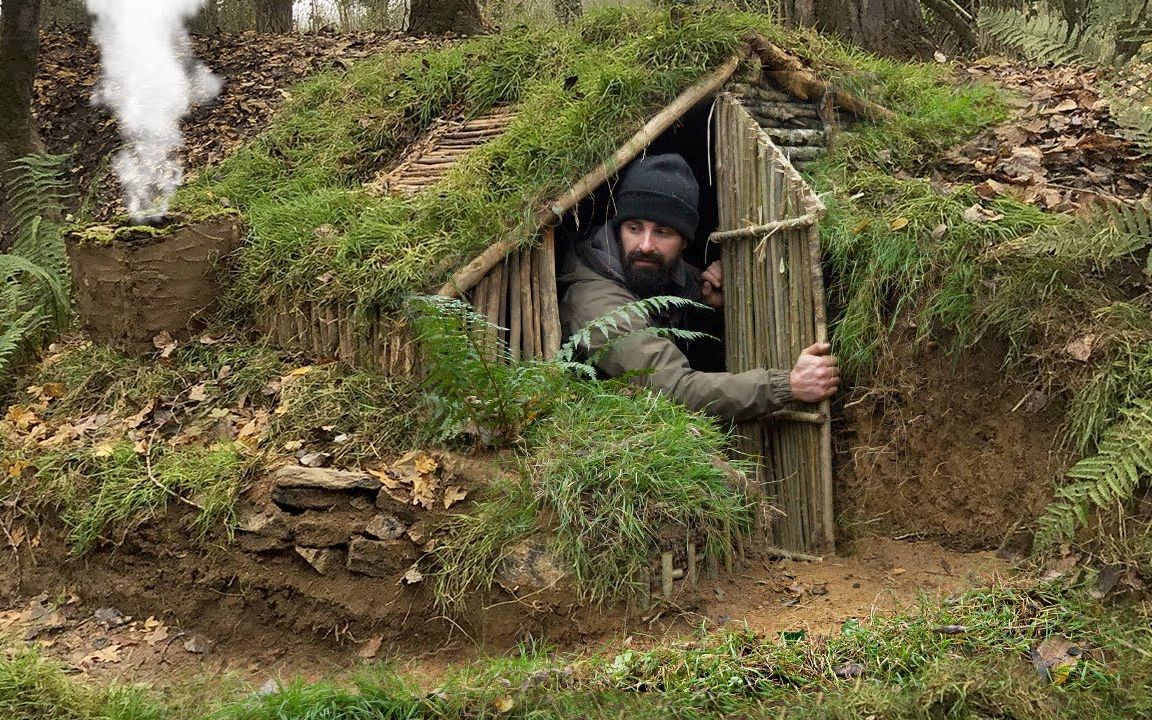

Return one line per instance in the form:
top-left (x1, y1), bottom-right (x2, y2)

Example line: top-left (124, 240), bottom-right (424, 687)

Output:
top-left (701, 260), bottom-right (724, 309)
top-left (789, 342), bottom-right (839, 403)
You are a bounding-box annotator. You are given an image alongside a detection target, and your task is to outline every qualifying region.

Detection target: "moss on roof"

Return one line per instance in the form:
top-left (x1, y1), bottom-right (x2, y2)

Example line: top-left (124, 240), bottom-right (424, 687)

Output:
top-left (175, 6), bottom-right (991, 320)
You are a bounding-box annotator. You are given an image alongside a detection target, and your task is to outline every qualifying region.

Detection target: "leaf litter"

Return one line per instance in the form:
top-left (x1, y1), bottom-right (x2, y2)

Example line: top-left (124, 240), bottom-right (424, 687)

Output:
top-left (944, 59), bottom-right (1149, 212)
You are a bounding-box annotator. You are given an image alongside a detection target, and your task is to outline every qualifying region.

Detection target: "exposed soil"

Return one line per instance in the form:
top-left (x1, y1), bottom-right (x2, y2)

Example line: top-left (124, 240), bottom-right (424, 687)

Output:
top-left (836, 337), bottom-right (1067, 553)
top-left (0, 532), bottom-right (1007, 691)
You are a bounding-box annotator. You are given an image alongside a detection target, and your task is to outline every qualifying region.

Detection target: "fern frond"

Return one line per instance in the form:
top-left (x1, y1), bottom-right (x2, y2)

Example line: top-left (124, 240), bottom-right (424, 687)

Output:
top-left (992, 202), bottom-right (1152, 265)
top-left (1036, 398), bottom-right (1152, 550)
top-left (978, 10), bottom-right (1090, 65)
top-left (5, 153), bottom-right (72, 231)
top-left (556, 295), bottom-right (712, 362)
top-left (0, 153), bottom-right (74, 384)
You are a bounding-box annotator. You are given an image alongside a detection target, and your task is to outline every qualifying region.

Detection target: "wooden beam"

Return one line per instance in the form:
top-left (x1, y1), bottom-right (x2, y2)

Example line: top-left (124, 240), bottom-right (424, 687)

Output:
top-left (437, 53), bottom-right (745, 298)
top-left (747, 34), bottom-right (896, 123)
top-left (707, 213), bottom-right (817, 243)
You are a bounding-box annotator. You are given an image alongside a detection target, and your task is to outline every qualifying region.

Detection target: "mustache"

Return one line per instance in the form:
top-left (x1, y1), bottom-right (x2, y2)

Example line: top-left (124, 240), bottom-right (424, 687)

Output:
top-left (626, 250), bottom-right (667, 267)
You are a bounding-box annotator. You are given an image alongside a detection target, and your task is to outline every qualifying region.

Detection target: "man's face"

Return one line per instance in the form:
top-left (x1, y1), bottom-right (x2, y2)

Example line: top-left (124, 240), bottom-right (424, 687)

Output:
top-left (618, 218), bottom-right (686, 297)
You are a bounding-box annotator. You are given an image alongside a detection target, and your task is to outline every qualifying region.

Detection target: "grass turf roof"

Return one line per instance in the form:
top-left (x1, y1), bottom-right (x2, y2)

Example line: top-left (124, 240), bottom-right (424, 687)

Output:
top-left (177, 6), bottom-right (986, 320)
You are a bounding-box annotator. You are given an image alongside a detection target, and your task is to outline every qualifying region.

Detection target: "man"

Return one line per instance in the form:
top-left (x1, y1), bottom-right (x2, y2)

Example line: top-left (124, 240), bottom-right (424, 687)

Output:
top-left (557, 153), bottom-right (839, 423)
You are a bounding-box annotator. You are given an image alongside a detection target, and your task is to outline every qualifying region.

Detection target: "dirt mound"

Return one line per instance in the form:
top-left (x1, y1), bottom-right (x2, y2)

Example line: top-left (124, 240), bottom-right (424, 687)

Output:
top-left (836, 337), bottom-right (1067, 552)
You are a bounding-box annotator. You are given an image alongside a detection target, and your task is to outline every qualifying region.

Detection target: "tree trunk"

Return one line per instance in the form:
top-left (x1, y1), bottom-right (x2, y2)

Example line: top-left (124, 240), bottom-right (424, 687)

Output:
top-left (0, 0), bottom-right (43, 228)
top-left (780, 0), bottom-right (933, 59)
top-left (255, 0), bottom-right (293, 33)
top-left (190, 0), bottom-right (221, 34)
top-left (553, 0), bottom-right (582, 25)
top-left (408, 0), bottom-right (483, 34)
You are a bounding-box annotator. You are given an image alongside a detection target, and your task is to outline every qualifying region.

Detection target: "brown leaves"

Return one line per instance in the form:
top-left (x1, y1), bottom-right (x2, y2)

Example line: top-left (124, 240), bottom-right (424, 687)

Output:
top-left (33, 28), bottom-right (451, 220)
top-left (948, 60), bottom-right (1148, 212)
top-left (370, 451), bottom-right (469, 511)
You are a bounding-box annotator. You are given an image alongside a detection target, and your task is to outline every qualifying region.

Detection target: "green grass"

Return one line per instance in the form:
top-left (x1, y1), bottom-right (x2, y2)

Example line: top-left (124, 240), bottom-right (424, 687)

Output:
top-left (2, 581), bottom-right (1150, 719)
top-left (0, 337), bottom-right (419, 555)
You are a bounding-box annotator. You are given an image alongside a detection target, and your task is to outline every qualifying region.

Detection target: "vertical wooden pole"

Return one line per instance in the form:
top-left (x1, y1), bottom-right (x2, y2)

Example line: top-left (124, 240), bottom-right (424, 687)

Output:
top-left (661, 551), bottom-right (674, 599)
top-left (538, 228), bottom-right (562, 359)
top-left (508, 251), bottom-right (522, 362)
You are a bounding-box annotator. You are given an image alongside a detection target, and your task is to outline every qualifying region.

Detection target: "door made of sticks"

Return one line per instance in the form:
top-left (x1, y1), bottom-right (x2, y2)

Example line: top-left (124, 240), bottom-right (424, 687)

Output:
top-left (713, 93), bottom-right (834, 554)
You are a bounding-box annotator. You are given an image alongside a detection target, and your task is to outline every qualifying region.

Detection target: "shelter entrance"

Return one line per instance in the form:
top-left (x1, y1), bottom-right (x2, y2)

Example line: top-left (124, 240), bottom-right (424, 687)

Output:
top-left (461, 85), bottom-right (834, 556)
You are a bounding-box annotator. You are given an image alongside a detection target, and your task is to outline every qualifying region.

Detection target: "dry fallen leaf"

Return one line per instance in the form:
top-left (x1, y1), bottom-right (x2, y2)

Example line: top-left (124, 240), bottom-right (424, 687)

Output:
top-left (83, 643), bottom-right (123, 664)
top-left (413, 453), bottom-right (438, 474)
top-left (493, 696), bottom-right (515, 714)
top-left (411, 472), bottom-right (439, 510)
top-left (1064, 333), bottom-right (1096, 362)
top-left (402, 564), bottom-right (424, 585)
top-left (153, 331), bottom-right (177, 358)
top-left (358, 635), bottom-right (384, 659)
top-left (889, 216), bottom-right (909, 230)
top-left (442, 485), bottom-right (469, 509)
top-left (286, 366), bottom-right (313, 377)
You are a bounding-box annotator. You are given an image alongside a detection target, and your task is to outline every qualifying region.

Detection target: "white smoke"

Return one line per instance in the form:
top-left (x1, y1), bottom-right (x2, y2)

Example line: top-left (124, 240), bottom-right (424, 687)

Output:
top-left (85, 0), bottom-right (223, 223)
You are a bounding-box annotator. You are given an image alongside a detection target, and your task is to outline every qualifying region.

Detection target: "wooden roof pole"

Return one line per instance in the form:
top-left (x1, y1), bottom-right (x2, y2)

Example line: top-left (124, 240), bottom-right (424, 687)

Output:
top-left (437, 52), bottom-right (745, 298)
top-left (746, 34), bottom-right (896, 123)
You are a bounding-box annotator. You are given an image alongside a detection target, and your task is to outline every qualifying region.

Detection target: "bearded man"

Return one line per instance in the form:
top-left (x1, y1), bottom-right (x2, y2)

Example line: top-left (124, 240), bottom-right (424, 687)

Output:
top-left (557, 153), bottom-right (839, 423)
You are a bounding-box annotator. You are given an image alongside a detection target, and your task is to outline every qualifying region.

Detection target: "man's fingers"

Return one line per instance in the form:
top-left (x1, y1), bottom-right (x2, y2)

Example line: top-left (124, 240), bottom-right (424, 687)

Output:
top-left (801, 342), bottom-right (831, 357)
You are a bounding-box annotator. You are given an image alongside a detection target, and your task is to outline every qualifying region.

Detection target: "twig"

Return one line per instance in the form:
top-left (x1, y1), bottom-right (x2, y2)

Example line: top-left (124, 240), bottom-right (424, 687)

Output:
top-left (764, 546), bottom-right (824, 563)
top-left (143, 432), bottom-right (205, 512)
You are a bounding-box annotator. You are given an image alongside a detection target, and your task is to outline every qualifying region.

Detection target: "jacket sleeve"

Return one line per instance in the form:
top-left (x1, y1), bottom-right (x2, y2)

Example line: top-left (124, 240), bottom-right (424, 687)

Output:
top-left (560, 276), bottom-right (793, 423)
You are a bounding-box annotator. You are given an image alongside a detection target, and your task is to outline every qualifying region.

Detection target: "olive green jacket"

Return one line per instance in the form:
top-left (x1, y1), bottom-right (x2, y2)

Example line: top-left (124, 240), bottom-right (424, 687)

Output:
top-left (557, 226), bottom-right (793, 423)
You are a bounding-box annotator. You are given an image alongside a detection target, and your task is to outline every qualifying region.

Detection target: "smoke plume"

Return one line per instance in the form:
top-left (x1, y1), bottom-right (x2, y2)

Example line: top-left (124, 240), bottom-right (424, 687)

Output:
top-left (85, 0), bottom-right (222, 223)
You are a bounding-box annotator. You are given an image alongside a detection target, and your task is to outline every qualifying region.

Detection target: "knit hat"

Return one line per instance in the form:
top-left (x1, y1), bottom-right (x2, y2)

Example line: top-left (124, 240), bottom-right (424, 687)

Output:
top-left (612, 154), bottom-right (700, 242)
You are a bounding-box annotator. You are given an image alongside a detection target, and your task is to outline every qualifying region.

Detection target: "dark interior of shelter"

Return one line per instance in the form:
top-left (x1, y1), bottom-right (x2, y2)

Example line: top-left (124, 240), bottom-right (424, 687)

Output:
top-left (556, 97), bottom-right (726, 371)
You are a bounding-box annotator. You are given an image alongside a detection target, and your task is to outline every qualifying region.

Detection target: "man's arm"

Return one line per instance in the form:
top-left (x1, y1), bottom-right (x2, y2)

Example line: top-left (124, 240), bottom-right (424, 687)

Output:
top-left (561, 276), bottom-right (794, 423)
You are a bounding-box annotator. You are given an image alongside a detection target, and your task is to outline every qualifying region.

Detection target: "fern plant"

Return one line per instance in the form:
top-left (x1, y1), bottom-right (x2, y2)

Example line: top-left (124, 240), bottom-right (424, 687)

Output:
top-left (1, 154), bottom-right (73, 382)
top-left (1036, 398), bottom-right (1152, 550)
top-left (408, 294), bottom-right (718, 445)
top-left (979, 5), bottom-right (1152, 154)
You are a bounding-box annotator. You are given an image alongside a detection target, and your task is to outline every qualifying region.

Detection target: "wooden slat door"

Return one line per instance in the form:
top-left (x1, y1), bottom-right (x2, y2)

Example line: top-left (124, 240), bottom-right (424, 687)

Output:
top-left (714, 93), bottom-right (834, 554)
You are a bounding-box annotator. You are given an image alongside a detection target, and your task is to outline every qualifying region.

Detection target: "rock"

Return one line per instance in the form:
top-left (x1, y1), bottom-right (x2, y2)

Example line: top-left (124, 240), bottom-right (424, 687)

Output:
top-left (271, 465), bottom-right (379, 492)
top-left (495, 538), bottom-right (567, 596)
top-left (237, 532), bottom-right (292, 553)
top-left (405, 520), bottom-right (428, 544)
top-left (94, 607), bottom-right (129, 627)
top-left (294, 513), bottom-right (352, 548)
top-left (235, 507), bottom-right (293, 551)
top-left (271, 465), bottom-right (380, 511)
top-left (364, 513), bottom-right (407, 541)
top-left (295, 546), bottom-right (345, 575)
top-left (345, 537), bottom-right (417, 578)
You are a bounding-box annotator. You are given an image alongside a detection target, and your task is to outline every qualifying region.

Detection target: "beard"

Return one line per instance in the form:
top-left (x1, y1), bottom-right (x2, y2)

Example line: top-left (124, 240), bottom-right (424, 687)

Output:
top-left (622, 250), bottom-right (674, 298)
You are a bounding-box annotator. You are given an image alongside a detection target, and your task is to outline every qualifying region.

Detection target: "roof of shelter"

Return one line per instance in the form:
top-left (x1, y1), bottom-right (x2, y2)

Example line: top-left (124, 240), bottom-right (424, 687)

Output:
top-left (176, 8), bottom-right (893, 320)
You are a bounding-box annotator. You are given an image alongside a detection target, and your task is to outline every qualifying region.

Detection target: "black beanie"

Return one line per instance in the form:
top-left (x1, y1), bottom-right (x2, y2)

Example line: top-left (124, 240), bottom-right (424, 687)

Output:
top-left (612, 154), bottom-right (700, 242)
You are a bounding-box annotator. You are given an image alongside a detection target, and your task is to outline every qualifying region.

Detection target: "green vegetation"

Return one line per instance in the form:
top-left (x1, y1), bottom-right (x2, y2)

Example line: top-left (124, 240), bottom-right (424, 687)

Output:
top-left (0, 154), bottom-right (72, 384)
top-left (3, 581), bottom-right (1151, 719)
top-left (180, 6), bottom-right (985, 324)
top-left (410, 295), bottom-right (751, 611)
top-left (0, 337), bottom-right (418, 554)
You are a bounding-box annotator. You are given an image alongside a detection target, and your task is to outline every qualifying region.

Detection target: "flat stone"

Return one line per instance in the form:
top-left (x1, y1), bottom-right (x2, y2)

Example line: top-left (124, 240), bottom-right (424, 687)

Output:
top-left (345, 537), bottom-right (417, 578)
top-left (294, 513), bottom-right (352, 548)
top-left (271, 487), bottom-right (345, 511)
top-left (235, 508), bottom-right (292, 539)
top-left (496, 537), bottom-right (567, 595)
top-left (271, 465), bottom-right (379, 492)
top-left (236, 533), bottom-right (291, 553)
top-left (295, 546), bottom-right (345, 575)
top-left (364, 513), bottom-right (407, 541)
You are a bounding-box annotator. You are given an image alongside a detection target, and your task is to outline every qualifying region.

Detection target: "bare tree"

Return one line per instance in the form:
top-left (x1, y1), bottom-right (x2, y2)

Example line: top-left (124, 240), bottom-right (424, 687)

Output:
top-left (553, 0), bottom-right (582, 25)
top-left (0, 0), bottom-right (43, 226)
top-left (255, 0), bottom-right (293, 33)
top-left (408, 0), bottom-right (483, 34)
